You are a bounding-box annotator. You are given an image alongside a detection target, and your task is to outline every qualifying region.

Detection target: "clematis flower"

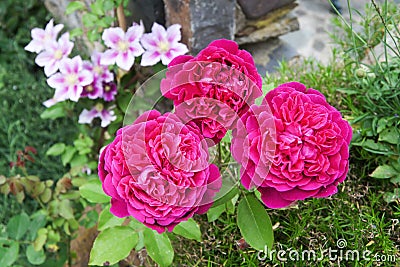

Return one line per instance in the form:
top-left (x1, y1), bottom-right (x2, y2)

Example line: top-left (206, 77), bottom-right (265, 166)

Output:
top-left (25, 19), bottom-right (64, 53)
top-left (81, 80), bottom-right (103, 99)
top-left (100, 22), bottom-right (144, 71)
top-left (102, 82), bottom-right (118, 102)
top-left (140, 23), bottom-right (188, 66)
top-left (78, 103), bottom-right (117, 127)
top-left (35, 33), bottom-right (74, 76)
top-left (83, 51), bottom-right (114, 83)
top-left (47, 56), bottom-right (93, 102)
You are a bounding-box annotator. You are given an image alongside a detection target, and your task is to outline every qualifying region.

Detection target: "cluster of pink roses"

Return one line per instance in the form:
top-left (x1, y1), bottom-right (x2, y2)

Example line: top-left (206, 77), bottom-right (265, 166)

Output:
top-left (98, 38), bottom-right (352, 233)
top-left (26, 19), bottom-right (188, 127)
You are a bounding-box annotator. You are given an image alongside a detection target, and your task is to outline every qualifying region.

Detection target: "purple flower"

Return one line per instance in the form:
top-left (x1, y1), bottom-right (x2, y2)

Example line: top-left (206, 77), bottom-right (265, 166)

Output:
top-left (102, 82), bottom-right (117, 102)
top-left (140, 23), bottom-right (188, 66)
top-left (35, 33), bottom-right (74, 76)
top-left (83, 51), bottom-right (114, 83)
top-left (81, 80), bottom-right (103, 99)
top-left (47, 56), bottom-right (93, 102)
top-left (100, 23), bottom-right (144, 71)
top-left (78, 104), bottom-right (117, 127)
top-left (25, 19), bottom-right (64, 53)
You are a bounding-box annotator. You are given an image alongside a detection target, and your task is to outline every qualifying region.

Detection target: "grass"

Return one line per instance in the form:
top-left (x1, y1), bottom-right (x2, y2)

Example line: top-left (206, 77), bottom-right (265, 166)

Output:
top-left (173, 163), bottom-right (399, 266)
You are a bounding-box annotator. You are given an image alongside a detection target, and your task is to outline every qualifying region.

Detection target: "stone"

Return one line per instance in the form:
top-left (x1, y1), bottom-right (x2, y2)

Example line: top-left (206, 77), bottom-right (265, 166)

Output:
top-left (235, 3), bottom-right (299, 45)
top-left (163, 0), bottom-right (236, 54)
top-left (237, 0), bottom-right (295, 19)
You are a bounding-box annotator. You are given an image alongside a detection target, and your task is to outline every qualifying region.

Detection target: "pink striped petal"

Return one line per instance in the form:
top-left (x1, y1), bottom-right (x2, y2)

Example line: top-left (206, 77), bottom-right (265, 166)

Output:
top-left (78, 69), bottom-right (94, 86)
top-left (43, 60), bottom-right (59, 77)
top-left (102, 27), bottom-right (124, 48)
top-left (35, 51), bottom-right (53, 67)
top-left (68, 85), bottom-right (83, 102)
top-left (129, 42), bottom-right (144, 57)
top-left (78, 108), bottom-right (99, 124)
top-left (126, 22), bottom-right (144, 43)
top-left (47, 73), bottom-right (65, 89)
top-left (53, 86), bottom-right (69, 101)
top-left (100, 50), bottom-right (118, 66)
top-left (151, 22), bottom-right (167, 43)
top-left (116, 51), bottom-right (135, 71)
top-left (166, 24), bottom-right (182, 43)
top-left (140, 33), bottom-right (159, 50)
top-left (141, 51), bottom-right (161, 66)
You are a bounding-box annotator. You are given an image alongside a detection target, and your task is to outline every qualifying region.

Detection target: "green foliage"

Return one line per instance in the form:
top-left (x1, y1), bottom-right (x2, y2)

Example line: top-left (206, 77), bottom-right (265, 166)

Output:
top-left (237, 194), bottom-right (274, 251)
top-left (89, 226), bottom-right (138, 266)
top-left (172, 218), bottom-right (202, 242)
top-left (79, 179), bottom-right (110, 203)
top-left (66, 0), bottom-right (127, 42)
top-left (143, 228), bottom-right (174, 267)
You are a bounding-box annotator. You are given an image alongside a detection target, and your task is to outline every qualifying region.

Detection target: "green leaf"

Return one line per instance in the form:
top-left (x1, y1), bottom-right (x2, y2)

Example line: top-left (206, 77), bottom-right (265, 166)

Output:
top-left (7, 213), bottom-right (30, 240)
top-left (69, 28), bottom-right (83, 38)
top-left (61, 146), bottom-right (77, 166)
top-left (98, 205), bottom-right (124, 231)
top-left (40, 105), bottom-right (65, 120)
top-left (26, 245), bottom-right (46, 265)
top-left (390, 175), bottom-right (400, 184)
top-left (370, 165), bottom-right (398, 179)
top-left (89, 226), bottom-right (138, 266)
top-left (28, 211), bottom-right (47, 241)
top-left (73, 135), bottom-right (93, 155)
top-left (0, 240), bottom-right (19, 267)
top-left (90, 1), bottom-right (104, 16)
top-left (66, 1), bottom-right (86, 15)
top-left (59, 199), bottom-right (74, 220)
top-left (82, 13), bottom-right (98, 28)
top-left (143, 228), bottom-right (174, 267)
top-left (46, 143), bottom-right (65, 156)
top-left (237, 194), bottom-right (274, 251)
top-left (379, 128), bottom-right (399, 144)
top-left (80, 179), bottom-right (110, 203)
top-left (33, 228), bottom-right (47, 251)
top-left (172, 218), bottom-right (201, 242)
top-left (207, 204), bottom-right (225, 222)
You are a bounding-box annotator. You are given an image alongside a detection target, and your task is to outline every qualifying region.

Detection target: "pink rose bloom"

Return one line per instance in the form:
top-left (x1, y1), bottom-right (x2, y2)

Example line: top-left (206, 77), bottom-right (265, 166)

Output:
top-left (231, 82), bottom-right (352, 209)
top-left (161, 39), bottom-right (262, 144)
top-left (98, 110), bottom-right (221, 233)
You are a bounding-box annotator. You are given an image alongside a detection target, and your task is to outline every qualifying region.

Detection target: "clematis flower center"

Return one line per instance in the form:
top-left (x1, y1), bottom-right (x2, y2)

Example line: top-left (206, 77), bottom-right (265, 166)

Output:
top-left (66, 74), bottom-right (78, 86)
top-left (95, 103), bottom-right (104, 112)
top-left (158, 41), bottom-right (170, 53)
top-left (54, 49), bottom-right (63, 60)
top-left (117, 40), bottom-right (129, 52)
top-left (93, 66), bottom-right (103, 75)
